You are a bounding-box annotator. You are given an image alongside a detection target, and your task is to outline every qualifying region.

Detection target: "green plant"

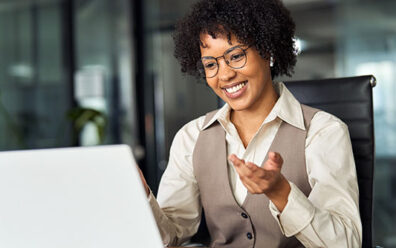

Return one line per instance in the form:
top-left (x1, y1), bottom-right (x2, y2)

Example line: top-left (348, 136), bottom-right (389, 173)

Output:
top-left (66, 106), bottom-right (107, 145)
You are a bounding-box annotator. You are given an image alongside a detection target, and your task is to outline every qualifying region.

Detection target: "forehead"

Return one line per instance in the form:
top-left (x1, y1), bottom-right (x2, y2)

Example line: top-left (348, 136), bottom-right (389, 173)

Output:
top-left (199, 32), bottom-right (242, 56)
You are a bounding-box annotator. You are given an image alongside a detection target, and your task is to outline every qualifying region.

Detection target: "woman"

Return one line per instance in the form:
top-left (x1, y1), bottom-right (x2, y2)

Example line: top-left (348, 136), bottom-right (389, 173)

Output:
top-left (140, 0), bottom-right (362, 247)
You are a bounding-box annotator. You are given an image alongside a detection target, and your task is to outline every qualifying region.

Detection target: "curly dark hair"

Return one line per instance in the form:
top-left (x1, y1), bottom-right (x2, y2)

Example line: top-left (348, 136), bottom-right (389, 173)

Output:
top-left (173, 0), bottom-right (297, 79)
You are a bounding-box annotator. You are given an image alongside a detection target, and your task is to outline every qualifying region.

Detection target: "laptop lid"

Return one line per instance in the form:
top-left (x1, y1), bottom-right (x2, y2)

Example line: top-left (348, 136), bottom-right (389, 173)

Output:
top-left (0, 145), bottom-right (163, 248)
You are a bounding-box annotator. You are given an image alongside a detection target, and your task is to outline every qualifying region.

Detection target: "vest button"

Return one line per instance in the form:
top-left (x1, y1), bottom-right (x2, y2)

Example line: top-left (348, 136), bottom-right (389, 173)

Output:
top-left (241, 212), bottom-right (248, 218)
top-left (247, 232), bottom-right (253, 240)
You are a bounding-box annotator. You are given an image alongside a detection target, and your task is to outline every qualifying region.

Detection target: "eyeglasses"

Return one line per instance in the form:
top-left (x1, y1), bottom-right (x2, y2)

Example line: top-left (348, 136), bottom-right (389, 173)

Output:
top-left (197, 45), bottom-right (252, 78)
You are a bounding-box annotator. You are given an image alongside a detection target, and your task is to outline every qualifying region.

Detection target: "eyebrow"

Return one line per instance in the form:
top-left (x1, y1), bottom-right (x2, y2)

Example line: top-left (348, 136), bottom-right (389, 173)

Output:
top-left (201, 45), bottom-right (244, 59)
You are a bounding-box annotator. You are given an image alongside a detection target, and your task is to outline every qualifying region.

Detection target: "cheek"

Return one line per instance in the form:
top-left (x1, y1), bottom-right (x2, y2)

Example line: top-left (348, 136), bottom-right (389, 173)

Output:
top-left (242, 62), bottom-right (270, 82)
top-left (206, 79), bottom-right (219, 92)
top-left (244, 54), bottom-right (270, 77)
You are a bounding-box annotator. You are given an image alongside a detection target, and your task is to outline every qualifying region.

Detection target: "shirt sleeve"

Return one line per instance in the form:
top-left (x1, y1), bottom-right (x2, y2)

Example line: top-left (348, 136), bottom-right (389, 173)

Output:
top-left (269, 111), bottom-right (362, 247)
top-left (148, 118), bottom-right (204, 246)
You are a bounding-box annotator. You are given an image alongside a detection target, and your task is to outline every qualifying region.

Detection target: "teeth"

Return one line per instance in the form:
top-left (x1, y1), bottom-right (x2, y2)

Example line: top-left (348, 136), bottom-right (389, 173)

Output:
top-left (225, 82), bottom-right (246, 93)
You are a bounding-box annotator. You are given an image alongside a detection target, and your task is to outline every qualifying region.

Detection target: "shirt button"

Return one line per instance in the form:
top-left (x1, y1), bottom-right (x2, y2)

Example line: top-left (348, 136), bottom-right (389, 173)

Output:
top-left (241, 212), bottom-right (248, 219)
top-left (247, 232), bottom-right (253, 239)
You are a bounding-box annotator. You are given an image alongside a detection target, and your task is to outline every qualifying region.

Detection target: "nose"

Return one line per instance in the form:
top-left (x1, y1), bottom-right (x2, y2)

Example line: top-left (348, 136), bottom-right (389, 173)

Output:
top-left (217, 59), bottom-right (236, 82)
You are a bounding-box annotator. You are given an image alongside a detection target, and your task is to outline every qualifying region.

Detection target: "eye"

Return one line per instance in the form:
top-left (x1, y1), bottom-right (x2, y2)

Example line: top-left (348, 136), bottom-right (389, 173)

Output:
top-left (204, 62), bottom-right (217, 70)
top-left (229, 52), bottom-right (244, 61)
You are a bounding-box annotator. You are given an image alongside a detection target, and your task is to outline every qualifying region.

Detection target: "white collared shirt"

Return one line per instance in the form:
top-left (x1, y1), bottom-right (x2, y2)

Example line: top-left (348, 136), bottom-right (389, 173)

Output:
top-left (149, 82), bottom-right (362, 247)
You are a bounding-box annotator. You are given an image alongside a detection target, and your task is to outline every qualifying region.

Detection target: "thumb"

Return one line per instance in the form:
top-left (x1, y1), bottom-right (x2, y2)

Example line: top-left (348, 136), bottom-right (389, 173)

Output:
top-left (264, 152), bottom-right (283, 171)
top-left (137, 167), bottom-right (150, 197)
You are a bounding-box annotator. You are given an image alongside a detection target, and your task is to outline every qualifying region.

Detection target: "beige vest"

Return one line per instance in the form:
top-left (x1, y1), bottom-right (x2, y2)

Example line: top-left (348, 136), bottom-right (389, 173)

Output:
top-left (192, 104), bottom-right (319, 248)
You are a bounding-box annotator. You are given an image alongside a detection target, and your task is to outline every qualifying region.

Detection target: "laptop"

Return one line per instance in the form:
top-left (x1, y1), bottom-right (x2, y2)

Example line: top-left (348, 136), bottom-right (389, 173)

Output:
top-left (0, 145), bottom-right (163, 248)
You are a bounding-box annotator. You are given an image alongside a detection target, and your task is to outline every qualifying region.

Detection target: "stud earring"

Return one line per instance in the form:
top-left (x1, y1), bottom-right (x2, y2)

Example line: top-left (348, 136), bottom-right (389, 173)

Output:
top-left (270, 56), bottom-right (274, 67)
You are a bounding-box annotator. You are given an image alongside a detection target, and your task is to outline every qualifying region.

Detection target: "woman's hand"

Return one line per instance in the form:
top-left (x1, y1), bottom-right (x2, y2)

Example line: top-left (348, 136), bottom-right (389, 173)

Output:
top-left (229, 152), bottom-right (291, 212)
top-left (137, 167), bottom-right (150, 197)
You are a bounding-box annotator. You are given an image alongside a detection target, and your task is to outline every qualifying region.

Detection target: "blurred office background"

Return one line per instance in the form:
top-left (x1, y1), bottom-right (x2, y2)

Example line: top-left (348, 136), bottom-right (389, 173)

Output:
top-left (0, 0), bottom-right (395, 246)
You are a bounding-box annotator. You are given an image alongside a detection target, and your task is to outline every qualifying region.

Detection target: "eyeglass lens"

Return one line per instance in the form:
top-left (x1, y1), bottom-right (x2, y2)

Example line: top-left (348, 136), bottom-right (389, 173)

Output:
top-left (199, 47), bottom-right (247, 78)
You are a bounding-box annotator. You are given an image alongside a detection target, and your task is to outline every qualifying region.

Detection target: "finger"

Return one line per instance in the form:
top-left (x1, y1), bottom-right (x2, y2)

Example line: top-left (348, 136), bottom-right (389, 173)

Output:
top-left (229, 155), bottom-right (252, 177)
top-left (239, 174), bottom-right (261, 193)
top-left (234, 159), bottom-right (261, 179)
top-left (263, 160), bottom-right (281, 172)
top-left (244, 162), bottom-right (274, 184)
top-left (268, 152), bottom-right (283, 163)
top-left (246, 162), bottom-right (269, 178)
top-left (240, 172), bottom-right (270, 194)
top-left (233, 161), bottom-right (251, 178)
top-left (228, 154), bottom-right (246, 168)
top-left (245, 161), bottom-right (259, 171)
top-left (245, 162), bottom-right (263, 174)
top-left (269, 152), bottom-right (283, 165)
top-left (243, 182), bottom-right (256, 194)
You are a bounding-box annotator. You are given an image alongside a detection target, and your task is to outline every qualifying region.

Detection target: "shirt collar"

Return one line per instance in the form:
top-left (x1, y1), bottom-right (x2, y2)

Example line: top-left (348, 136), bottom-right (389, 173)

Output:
top-left (201, 82), bottom-right (305, 131)
top-left (272, 82), bottom-right (305, 130)
top-left (202, 103), bottom-right (231, 130)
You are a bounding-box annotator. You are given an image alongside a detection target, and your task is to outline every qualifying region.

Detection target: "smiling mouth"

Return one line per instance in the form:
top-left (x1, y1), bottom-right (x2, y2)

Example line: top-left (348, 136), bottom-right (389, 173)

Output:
top-left (223, 81), bottom-right (247, 94)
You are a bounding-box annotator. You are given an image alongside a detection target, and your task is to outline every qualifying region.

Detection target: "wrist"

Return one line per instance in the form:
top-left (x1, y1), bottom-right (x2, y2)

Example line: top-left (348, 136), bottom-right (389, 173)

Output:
top-left (266, 176), bottom-right (291, 212)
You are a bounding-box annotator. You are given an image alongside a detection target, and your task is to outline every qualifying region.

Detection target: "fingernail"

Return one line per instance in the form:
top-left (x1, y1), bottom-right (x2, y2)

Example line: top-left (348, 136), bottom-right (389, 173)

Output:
top-left (228, 155), bottom-right (235, 162)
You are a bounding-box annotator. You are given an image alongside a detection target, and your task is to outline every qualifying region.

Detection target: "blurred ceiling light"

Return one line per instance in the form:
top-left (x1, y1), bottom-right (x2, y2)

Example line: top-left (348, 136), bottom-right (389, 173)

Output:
top-left (9, 64), bottom-right (33, 79)
top-left (293, 37), bottom-right (306, 55)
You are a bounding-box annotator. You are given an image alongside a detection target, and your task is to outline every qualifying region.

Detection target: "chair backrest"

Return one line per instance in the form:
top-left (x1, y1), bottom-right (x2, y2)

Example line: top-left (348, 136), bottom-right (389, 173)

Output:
top-left (284, 75), bottom-right (375, 248)
top-left (191, 75), bottom-right (375, 247)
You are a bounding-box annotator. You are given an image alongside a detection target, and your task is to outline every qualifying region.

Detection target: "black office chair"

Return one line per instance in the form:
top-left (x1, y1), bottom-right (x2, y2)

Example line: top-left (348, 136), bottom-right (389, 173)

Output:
top-left (284, 75), bottom-right (375, 248)
top-left (191, 75), bottom-right (376, 248)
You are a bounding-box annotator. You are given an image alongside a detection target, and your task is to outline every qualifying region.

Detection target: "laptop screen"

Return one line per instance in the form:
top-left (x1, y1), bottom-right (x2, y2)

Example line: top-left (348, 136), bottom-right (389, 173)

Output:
top-left (0, 145), bottom-right (163, 248)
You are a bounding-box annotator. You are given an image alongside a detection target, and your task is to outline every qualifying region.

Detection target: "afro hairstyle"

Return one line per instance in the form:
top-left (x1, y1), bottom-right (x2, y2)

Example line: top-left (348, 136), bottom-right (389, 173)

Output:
top-left (173, 0), bottom-right (297, 79)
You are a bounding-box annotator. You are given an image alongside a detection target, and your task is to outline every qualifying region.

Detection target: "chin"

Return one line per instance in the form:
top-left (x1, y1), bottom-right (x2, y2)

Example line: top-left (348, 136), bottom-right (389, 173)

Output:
top-left (227, 102), bottom-right (250, 112)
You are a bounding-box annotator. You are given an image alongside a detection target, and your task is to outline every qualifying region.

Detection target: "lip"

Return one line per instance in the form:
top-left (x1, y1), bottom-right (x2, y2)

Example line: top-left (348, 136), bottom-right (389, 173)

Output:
top-left (222, 80), bottom-right (248, 99)
top-left (221, 81), bottom-right (247, 90)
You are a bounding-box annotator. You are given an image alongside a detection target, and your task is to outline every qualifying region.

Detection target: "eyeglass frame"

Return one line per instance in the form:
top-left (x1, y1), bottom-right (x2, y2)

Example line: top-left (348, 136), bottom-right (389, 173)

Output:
top-left (198, 44), bottom-right (253, 78)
